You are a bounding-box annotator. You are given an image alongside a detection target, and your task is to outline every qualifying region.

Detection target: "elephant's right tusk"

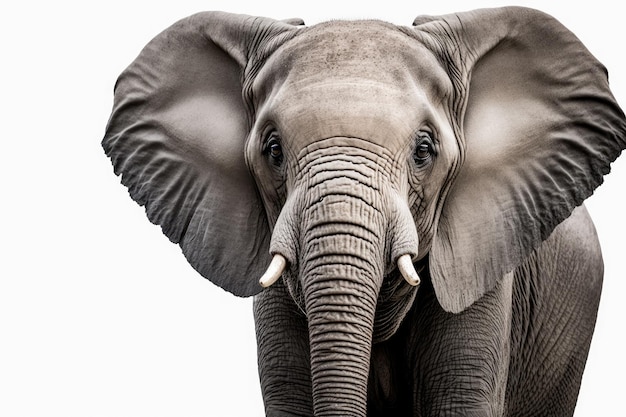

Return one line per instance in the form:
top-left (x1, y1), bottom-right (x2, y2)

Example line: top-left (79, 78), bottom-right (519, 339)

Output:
top-left (259, 254), bottom-right (287, 288)
top-left (398, 254), bottom-right (420, 286)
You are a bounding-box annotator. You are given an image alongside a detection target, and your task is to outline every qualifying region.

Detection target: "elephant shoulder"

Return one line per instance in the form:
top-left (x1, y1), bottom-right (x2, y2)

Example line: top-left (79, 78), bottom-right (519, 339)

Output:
top-left (508, 204), bottom-right (603, 415)
top-left (547, 204), bottom-right (602, 270)
top-left (518, 204), bottom-right (603, 298)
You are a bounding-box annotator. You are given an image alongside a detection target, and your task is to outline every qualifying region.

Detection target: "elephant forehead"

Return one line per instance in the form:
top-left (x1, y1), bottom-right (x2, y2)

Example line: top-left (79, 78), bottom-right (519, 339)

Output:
top-left (271, 80), bottom-right (429, 146)
top-left (274, 21), bottom-right (431, 84)
top-left (255, 21), bottom-right (451, 146)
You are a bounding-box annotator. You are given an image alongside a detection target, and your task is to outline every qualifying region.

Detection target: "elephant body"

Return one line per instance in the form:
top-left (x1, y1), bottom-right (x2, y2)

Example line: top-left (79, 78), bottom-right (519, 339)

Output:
top-left (103, 7), bottom-right (625, 416)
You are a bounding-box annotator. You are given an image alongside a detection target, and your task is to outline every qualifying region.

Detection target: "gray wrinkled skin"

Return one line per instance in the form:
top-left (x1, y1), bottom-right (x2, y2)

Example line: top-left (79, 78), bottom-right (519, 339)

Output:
top-left (103, 7), bottom-right (626, 416)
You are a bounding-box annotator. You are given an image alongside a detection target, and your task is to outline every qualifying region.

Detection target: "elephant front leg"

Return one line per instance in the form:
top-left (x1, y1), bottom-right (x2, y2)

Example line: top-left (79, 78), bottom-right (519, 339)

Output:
top-left (253, 281), bottom-right (312, 416)
top-left (408, 273), bottom-right (514, 416)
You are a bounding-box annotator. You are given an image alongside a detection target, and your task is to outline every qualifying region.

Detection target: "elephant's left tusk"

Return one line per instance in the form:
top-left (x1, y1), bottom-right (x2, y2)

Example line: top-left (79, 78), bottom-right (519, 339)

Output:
top-left (398, 254), bottom-right (420, 286)
top-left (259, 254), bottom-right (287, 288)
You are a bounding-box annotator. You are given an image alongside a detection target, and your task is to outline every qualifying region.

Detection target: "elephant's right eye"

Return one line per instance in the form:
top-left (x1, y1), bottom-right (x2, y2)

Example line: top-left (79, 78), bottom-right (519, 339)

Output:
top-left (264, 136), bottom-right (283, 166)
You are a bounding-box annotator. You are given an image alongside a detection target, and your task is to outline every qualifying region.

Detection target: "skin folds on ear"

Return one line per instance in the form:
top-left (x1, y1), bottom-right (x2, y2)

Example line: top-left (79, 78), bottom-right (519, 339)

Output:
top-left (102, 13), bottom-right (297, 296)
top-left (414, 7), bottom-right (626, 313)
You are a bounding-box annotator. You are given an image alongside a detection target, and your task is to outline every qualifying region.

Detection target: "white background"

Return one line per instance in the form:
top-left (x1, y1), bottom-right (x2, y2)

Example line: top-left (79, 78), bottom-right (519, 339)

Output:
top-left (2, 1), bottom-right (624, 416)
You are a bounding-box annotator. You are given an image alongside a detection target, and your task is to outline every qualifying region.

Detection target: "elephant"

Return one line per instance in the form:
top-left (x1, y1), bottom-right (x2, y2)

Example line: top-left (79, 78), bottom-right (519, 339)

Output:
top-left (102, 6), bottom-right (626, 416)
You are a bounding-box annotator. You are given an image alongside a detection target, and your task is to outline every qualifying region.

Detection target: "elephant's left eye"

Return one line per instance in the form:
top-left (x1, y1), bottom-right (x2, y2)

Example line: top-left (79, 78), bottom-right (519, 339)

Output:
top-left (264, 135), bottom-right (283, 165)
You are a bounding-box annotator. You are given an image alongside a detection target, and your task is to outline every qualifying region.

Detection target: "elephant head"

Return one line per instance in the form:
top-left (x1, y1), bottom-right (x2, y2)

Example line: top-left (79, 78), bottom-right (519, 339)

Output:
top-left (103, 7), bottom-right (626, 416)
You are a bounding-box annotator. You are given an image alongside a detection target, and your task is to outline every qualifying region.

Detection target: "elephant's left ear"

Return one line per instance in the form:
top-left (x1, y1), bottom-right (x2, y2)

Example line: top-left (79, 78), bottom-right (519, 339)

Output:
top-left (413, 7), bottom-right (626, 313)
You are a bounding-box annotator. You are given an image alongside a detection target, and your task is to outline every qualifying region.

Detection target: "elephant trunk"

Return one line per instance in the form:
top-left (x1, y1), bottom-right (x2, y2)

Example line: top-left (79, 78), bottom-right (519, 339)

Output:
top-left (301, 198), bottom-right (383, 416)
top-left (306, 267), bottom-right (377, 416)
top-left (266, 139), bottom-right (419, 416)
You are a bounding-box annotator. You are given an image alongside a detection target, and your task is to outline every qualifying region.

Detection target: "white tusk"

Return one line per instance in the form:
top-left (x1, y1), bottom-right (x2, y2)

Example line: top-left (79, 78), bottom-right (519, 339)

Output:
top-left (397, 254), bottom-right (420, 286)
top-left (259, 254), bottom-right (287, 288)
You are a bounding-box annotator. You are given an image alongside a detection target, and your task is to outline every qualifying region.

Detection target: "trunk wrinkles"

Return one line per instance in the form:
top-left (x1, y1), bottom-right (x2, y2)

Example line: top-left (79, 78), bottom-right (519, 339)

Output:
top-left (269, 138), bottom-right (418, 416)
top-left (299, 145), bottom-right (388, 416)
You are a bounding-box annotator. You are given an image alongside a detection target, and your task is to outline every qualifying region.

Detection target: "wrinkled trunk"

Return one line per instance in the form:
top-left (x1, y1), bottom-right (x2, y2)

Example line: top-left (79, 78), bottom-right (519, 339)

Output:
top-left (299, 148), bottom-right (387, 416)
top-left (269, 140), bottom-right (418, 416)
top-left (302, 215), bottom-right (383, 416)
top-left (304, 263), bottom-right (379, 416)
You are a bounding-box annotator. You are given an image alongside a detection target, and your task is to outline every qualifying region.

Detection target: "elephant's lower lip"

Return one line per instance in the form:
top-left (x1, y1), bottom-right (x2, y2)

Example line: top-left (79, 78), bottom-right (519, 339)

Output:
top-left (379, 269), bottom-right (418, 303)
top-left (372, 270), bottom-right (420, 342)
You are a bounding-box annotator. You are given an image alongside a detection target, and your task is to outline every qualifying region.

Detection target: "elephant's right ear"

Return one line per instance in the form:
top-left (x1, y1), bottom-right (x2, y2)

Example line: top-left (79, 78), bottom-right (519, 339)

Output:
top-left (103, 12), bottom-right (299, 296)
top-left (413, 7), bottom-right (626, 313)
